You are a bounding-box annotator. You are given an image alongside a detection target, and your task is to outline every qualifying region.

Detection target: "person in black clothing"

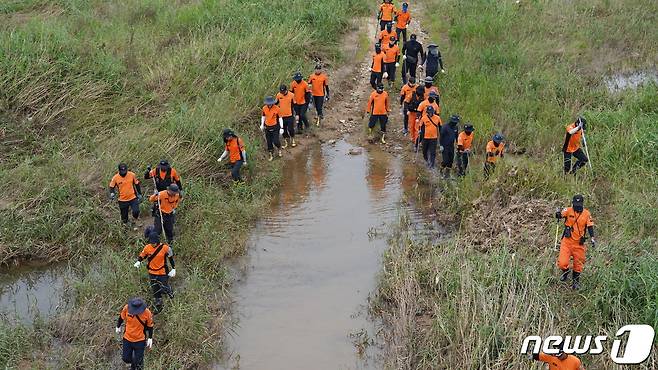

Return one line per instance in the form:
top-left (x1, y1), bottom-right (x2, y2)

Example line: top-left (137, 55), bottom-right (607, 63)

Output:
top-left (401, 34), bottom-right (425, 84)
top-left (424, 43), bottom-right (444, 79)
top-left (440, 115), bottom-right (460, 178)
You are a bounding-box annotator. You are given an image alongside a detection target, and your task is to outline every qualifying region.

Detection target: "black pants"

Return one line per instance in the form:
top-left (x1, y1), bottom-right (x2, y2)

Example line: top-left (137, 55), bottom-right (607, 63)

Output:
top-left (396, 28), bottom-right (407, 45)
top-left (119, 199), bottom-right (140, 223)
top-left (230, 160), bottom-right (243, 181)
top-left (564, 148), bottom-right (588, 174)
top-left (426, 67), bottom-right (438, 79)
top-left (313, 96), bottom-right (324, 119)
top-left (294, 103), bottom-right (309, 130)
top-left (401, 60), bottom-right (417, 83)
top-left (402, 102), bottom-right (410, 131)
top-left (457, 152), bottom-right (469, 176)
top-left (149, 274), bottom-right (172, 302)
top-left (379, 20), bottom-right (390, 30)
top-left (384, 62), bottom-right (396, 82)
top-left (441, 146), bottom-right (454, 168)
top-left (265, 125), bottom-right (281, 152)
top-left (484, 162), bottom-right (496, 178)
top-left (122, 339), bottom-right (146, 370)
top-left (282, 116), bottom-right (295, 138)
top-left (154, 212), bottom-right (175, 243)
top-left (370, 72), bottom-right (383, 89)
top-left (422, 139), bottom-right (437, 168)
top-left (368, 114), bottom-right (388, 132)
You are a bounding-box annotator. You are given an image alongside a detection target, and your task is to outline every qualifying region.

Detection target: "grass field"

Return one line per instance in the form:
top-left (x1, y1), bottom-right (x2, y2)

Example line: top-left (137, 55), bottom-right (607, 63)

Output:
top-left (0, 0), bottom-right (368, 367)
top-left (375, 0), bottom-right (658, 369)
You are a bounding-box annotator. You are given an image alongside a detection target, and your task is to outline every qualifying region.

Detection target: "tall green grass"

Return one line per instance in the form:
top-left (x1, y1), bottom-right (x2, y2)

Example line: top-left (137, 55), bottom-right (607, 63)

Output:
top-left (0, 0), bottom-right (368, 367)
top-left (376, 0), bottom-right (658, 368)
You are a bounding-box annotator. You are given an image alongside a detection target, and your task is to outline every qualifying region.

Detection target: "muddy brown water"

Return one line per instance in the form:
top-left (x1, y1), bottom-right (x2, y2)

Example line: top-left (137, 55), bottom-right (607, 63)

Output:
top-left (0, 264), bottom-right (69, 324)
top-left (217, 139), bottom-right (437, 370)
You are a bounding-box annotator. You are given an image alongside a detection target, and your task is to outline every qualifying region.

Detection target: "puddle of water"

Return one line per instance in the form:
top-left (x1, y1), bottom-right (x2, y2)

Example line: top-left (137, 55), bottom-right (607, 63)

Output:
top-left (217, 140), bottom-right (432, 370)
top-left (605, 70), bottom-right (658, 93)
top-left (0, 264), bottom-right (69, 324)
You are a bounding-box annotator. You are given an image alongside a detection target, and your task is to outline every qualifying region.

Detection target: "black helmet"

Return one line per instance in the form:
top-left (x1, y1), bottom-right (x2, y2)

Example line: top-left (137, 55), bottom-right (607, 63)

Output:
top-left (376, 83), bottom-right (385, 92)
top-left (572, 194), bottom-right (584, 206)
top-left (118, 163), bottom-right (128, 171)
top-left (375, 43), bottom-right (382, 51)
top-left (167, 184), bottom-right (180, 193)
top-left (293, 71), bottom-right (303, 82)
top-left (159, 159), bottom-right (170, 168)
top-left (464, 123), bottom-right (474, 132)
top-left (410, 34), bottom-right (417, 41)
top-left (493, 133), bottom-right (504, 143)
top-left (449, 115), bottom-right (460, 124)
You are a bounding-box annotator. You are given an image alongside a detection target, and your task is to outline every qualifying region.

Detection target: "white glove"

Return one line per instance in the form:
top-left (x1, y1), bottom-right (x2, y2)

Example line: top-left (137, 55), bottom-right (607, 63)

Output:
top-left (441, 69), bottom-right (446, 74)
top-left (279, 129), bottom-right (284, 135)
top-left (115, 327), bottom-right (121, 334)
top-left (243, 161), bottom-right (248, 166)
top-left (260, 124), bottom-right (265, 131)
top-left (464, 149), bottom-right (471, 154)
top-left (395, 62), bottom-right (399, 67)
top-left (133, 261), bottom-right (140, 268)
top-left (168, 268), bottom-right (176, 278)
top-left (402, 55), bottom-right (407, 60)
top-left (146, 338), bottom-right (153, 348)
top-left (217, 157), bottom-right (223, 162)
top-left (439, 145), bottom-right (444, 152)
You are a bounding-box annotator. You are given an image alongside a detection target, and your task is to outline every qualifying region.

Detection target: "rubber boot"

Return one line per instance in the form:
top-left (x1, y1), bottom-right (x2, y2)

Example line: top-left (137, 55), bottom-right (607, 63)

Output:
top-left (268, 153), bottom-right (274, 161)
top-left (381, 133), bottom-right (386, 144)
top-left (281, 138), bottom-right (288, 149)
top-left (278, 149), bottom-right (283, 158)
top-left (560, 269), bottom-right (571, 282)
top-left (291, 138), bottom-right (297, 147)
top-left (316, 116), bottom-right (321, 127)
top-left (154, 298), bottom-right (164, 314)
top-left (572, 272), bottom-right (581, 290)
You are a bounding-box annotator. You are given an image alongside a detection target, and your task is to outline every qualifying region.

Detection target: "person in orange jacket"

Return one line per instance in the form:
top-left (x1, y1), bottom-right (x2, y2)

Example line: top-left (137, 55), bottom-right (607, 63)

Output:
top-left (562, 116), bottom-right (589, 174)
top-left (377, 0), bottom-right (397, 31)
top-left (370, 43), bottom-right (385, 89)
top-left (530, 346), bottom-right (584, 370)
top-left (276, 84), bottom-right (297, 149)
top-left (383, 36), bottom-right (400, 87)
top-left (457, 123), bottom-right (475, 176)
top-left (148, 183), bottom-right (181, 244)
top-left (399, 76), bottom-right (417, 135)
top-left (109, 163), bottom-right (143, 227)
top-left (308, 64), bottom-right (330, 126)
top-left (218, 129), bottom-right (247, 181)
top-left (366, 83), bottom-right (390, 144)
top-left (144, 160), bottom-right (182, 217)
top-left (408, 85), bottom-right (425, 149)
top-left (134, 231), bottom-right (176, 312)
top-left (394, 2), bottom-right (412, 44)
top-left (291, 72), bottom-right (311, 133)
top-left (484, 133), bottom-right (504, 178)
top-left (419, 105), bottom-right (442, 168)
top-left (116, 297), bottom-right (154, 370)
top-left (416, 90), bottom-right (440, 124)
top-left (556, 194), bottom-right (595, 290)
top-left (261, 96), bottom-right (283, 160)
top-left (378, 22), bottom-right (397, 48)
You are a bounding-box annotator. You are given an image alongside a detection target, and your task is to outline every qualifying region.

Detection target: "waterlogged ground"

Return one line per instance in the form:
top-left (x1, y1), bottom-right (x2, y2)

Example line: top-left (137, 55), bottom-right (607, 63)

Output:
top-left (0, 264), bottom-right (69, 324)
top-left (217, 140), bottom-right (435, 370)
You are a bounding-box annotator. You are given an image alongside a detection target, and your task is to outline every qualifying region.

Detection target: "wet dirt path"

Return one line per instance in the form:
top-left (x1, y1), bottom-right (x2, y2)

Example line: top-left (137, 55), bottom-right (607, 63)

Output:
top-left (217, 10), bottom-right (440, 370)
top-left (218, 140), bottom-right (432, 370)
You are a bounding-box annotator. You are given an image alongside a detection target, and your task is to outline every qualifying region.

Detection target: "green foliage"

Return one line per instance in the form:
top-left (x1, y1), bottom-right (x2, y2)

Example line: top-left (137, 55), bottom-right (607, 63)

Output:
top-left (0, 0), bottom-right (367, 367)
top-left (377, 0), bottom-right (658, 368)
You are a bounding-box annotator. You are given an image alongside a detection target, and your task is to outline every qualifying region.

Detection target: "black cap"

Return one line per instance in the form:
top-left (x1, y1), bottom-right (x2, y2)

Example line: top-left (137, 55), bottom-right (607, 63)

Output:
top-left (493, 133), bottom-right (504, 142)
top-left (572, 194), bottom-right (584, 206)
top-left (410, 34), bottom-right (417, 40)
top-left (376, 83), bottom-right (385, 90)
top-left (464, 123), bottom-right (474, 132)
top-left (409, 76), bottom-right (416, 84)
top-left (128, 297), bottom-right (147, 315)
top-left (148, 232), bottom-right (160, 244)
top-left (159, 159), bottom-right (169, 167)
top-left (293, 71), bottom-right (302, 81)
top-left (167, 184), bottom-right (180, 193)
top-left (279, 84), bottom-right (287, 92)
top-left (450, 115), bottom-right (460, 124)
top-left (118, 163), bottom-right (128, 171)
